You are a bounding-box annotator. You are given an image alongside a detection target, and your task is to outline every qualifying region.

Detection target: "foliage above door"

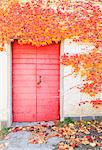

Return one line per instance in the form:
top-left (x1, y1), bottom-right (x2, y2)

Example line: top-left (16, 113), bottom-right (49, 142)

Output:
top-left (0, 0), bottom-right (101, 49)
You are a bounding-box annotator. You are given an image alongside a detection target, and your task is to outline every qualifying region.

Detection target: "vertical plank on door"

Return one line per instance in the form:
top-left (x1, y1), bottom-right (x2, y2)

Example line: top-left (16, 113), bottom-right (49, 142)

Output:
top-left (12, 41), bottom-right (37, 122)
top-left (36, 44), bottom-right (60, 121)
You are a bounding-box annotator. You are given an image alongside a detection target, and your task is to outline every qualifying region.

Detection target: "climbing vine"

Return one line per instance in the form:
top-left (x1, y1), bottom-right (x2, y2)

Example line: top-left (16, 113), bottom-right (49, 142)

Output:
top-left (0, 0), bottom-right (101, 48)
top-left (61, 48), bottom-right (102, 97)
top-left (0, 0), bottom-right (102, 98)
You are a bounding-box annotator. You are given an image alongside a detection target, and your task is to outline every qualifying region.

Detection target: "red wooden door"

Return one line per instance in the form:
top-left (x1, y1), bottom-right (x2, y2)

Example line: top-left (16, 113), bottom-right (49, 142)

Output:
top-left (36, 45), bottom-right (60, 121)
top-left (12, 41), bottom-right (60, 122)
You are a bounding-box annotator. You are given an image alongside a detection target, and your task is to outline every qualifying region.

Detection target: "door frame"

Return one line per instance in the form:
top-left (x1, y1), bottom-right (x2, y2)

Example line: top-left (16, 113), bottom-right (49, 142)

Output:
top-left (7, 41), bottom-right (64, 126)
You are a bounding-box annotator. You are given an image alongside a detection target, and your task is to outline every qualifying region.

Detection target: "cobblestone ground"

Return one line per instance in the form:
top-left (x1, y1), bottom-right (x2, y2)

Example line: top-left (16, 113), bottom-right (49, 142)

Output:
top-left (0, 122), bottom-right (64, 150)
top-left (0, 131), bottom-right (64, 150)
top-left (0, 121), bottom-right (102, 150)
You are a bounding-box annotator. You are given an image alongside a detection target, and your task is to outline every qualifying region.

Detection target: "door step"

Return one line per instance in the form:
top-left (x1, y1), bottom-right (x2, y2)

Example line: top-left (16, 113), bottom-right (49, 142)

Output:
top-left (12, 121), bottom-right (55, 127)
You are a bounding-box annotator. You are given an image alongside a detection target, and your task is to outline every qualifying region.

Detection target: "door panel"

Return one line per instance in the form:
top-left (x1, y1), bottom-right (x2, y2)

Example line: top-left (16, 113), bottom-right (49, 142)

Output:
top-left (12, 41), bottom-right (37, 122)
top-left (36, 44), bottom-right (60, 121)
top-left (12, 41), bottom-right (60, 122)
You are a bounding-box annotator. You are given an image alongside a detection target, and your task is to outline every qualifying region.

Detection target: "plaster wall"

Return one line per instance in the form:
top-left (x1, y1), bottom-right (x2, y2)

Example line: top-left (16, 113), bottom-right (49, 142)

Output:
top-left (0, 51), bottom-right (7, 128)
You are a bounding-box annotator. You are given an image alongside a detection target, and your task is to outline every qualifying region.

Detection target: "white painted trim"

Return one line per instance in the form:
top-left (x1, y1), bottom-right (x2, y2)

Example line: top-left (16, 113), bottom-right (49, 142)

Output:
top-left (7, 42), bottom-right (64, 125)
top-left (60, 41), bottom-right (64, 121)
top-left (7, 44), bottom-right (12, 126)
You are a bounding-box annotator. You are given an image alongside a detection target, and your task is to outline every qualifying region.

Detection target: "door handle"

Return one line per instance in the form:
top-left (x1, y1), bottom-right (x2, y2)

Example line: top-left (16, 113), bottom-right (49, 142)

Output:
top-left (37, 75), bottom-right (42, 85)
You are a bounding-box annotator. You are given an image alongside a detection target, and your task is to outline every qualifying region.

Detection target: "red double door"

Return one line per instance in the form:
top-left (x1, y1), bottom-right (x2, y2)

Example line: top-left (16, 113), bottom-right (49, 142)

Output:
top-left (12, 41), bottom-right (60, 122)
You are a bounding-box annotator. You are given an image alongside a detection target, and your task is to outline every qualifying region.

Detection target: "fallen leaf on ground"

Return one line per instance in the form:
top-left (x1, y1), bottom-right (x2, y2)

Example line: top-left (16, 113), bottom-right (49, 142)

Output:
top-left (5, 120), bottom-right (101, 149)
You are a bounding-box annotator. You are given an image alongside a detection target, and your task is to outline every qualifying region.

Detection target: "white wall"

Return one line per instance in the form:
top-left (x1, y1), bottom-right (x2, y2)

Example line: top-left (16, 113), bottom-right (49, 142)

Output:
top-left (63, 39), bottom-right (102, 118)
top-left (0, 51), bottom-right (7, 123)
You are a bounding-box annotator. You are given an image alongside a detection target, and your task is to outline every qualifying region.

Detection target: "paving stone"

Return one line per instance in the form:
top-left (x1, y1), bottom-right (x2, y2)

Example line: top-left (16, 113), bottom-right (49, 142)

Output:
top-left (7, 131), bottom-right (31, 139)
top-left (5, 147), bottom-right (24, 150)
top-left (26, 143), bottom-right (55, 150)
top-left (47, 137), bottom-right (64, 145)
